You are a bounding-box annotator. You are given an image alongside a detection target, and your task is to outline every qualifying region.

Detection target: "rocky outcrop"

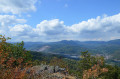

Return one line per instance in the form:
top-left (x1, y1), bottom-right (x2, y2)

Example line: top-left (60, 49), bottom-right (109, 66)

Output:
top-left (27, 64), bottom-right (65, 74)
top-left (26, 64), bottom-right (73, 79)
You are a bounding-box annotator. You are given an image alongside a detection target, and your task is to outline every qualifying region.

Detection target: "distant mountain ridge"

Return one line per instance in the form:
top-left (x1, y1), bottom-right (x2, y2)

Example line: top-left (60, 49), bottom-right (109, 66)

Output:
top-left (23, 39), bottom-right (120, 55)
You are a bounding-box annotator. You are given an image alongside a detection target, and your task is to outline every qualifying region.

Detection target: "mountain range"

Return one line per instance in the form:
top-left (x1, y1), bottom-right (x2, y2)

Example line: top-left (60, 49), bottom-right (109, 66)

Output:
top-left (23, 39), bottom-right (120, 60)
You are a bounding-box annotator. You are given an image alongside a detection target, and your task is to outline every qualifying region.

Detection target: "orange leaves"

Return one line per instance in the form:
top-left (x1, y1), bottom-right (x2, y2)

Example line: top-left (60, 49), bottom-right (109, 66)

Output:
top-left (0, 58), bottom-right (5, 64)
top-left (101, 68), bottom-right (108, 72)
top-left (13, 67), bottom-right (27, 79)
top-left (0, 49), bottom-right (30, 79)
top-left (6, 57), bottom-right (15, 68)
top-left (0, 35), bottom-right (11, 43)
top-left (83, 59), bottom-right (108, 79)
top-left (17, 57), bottom-right (23, 64)
top-left (0, 35), bottom-right (32, 79)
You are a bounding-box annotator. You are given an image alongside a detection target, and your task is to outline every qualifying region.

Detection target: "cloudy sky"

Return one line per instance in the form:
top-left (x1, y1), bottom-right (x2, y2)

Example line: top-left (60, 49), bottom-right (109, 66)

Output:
top-left (0, 0), bottom-right (120, 42)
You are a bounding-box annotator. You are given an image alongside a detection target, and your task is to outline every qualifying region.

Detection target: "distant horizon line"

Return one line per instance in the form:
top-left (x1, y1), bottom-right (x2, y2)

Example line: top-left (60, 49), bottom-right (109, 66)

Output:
top-left (8, 39), bottom-right (120, 43)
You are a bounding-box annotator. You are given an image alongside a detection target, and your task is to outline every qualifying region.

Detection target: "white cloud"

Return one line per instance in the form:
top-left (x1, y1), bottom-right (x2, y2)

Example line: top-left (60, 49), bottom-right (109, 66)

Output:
top-left (66, 13), bottom-right (120, 41)
top-left (68, 13), bottom-right (120, 35)
top-left (35, 19), bottom-right (66, 35)
top-left (0, 15), bottom-right (26, 26)
top-left (0, 15), bottom-right (26, 36)
top-left (0, 0), bottom-right (37, 14)
top-left (10, 24), bottom-right (33, 36)
top-left (1, 13), bottom-right (120, 42)
top-left (34, 13), bottom-right (120, 41)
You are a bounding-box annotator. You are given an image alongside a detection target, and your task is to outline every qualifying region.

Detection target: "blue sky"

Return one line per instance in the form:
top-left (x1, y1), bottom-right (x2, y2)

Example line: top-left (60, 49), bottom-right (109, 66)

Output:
top-left (27, 0), bottom-right (120, 26)
top-left (0, 0), bottom-right (120, 42)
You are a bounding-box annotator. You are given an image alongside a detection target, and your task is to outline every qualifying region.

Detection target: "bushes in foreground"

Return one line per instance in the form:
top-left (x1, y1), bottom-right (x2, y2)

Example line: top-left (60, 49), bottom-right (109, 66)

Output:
top-left (0, 35), bottom-right (32, 79)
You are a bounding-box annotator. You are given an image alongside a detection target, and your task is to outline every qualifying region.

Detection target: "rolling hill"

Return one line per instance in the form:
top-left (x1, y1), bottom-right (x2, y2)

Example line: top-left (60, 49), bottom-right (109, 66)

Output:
top-left (24, 39), bottom-right (120, 58)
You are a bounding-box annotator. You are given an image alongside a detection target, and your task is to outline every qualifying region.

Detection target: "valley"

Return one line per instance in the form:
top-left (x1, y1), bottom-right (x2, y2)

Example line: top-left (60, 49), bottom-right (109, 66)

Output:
top-left (24, 39), bottom-right (120, 66)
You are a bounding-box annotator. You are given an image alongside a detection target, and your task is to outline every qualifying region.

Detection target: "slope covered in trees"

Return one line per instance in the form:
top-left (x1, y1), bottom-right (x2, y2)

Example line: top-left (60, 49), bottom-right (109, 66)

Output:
top-left (24, 40), bottom-right (120, 56)
top-left (0, 35), bottom-right (120, 79)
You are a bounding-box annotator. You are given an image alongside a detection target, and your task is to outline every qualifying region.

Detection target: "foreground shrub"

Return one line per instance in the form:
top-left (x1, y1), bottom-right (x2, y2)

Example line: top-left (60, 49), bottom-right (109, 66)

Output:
top-left (0, 35), bottom-right (32, 79)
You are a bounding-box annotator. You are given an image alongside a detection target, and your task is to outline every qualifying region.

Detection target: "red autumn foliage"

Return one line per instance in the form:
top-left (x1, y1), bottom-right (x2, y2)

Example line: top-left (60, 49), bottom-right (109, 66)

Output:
top-left (0, 35), bottom-right (31, 79)
top-left (83, 59), bottom-right (108, 79)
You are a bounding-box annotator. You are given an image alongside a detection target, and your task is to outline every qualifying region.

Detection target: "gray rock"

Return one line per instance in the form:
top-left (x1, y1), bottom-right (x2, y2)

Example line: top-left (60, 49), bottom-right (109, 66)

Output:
top-left (48, 66), bottom-right (54, 73)
top-left (55, 66), bottom-right (59, 72)
top-left (27, 65), bottom-right (66, 76)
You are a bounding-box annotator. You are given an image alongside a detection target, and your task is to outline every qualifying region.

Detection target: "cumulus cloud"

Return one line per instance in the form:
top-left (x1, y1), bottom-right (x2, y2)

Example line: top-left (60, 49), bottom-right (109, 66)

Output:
top-left (67, 13), bottom-right (120, 41)
top-left (0, 15), bottom-right (26, 37)
top-left (0, 15), bottom-right (26, 26)
top-left (0, 0), bottom-right (37, 14)
top-left (69, 14), bottom-right (120, 33)
top-left (10, 24), bottom-right (33, 36)
top-left (1, 13), bottom-right (120, 42)
top-left (35, 19), bottom-right (66, 35)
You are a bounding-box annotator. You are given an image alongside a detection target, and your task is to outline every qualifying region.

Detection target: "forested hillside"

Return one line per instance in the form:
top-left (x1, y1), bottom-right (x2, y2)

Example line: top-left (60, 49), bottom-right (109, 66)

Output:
top-left (1, 35), bottom-right (120, 79)
top-left (24, 40), bottom-right (120, 61)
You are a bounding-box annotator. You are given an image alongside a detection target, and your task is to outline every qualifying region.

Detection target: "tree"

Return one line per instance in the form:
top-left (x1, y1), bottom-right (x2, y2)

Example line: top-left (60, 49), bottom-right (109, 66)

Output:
top-left (79, 51), bottom-right (94, 70)
top-left (0, 35), bottom-right (32, 79)
top-left (50, 57), bottom-right (66, 68)
top-left (82, 58), bottom-right (108, 79)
